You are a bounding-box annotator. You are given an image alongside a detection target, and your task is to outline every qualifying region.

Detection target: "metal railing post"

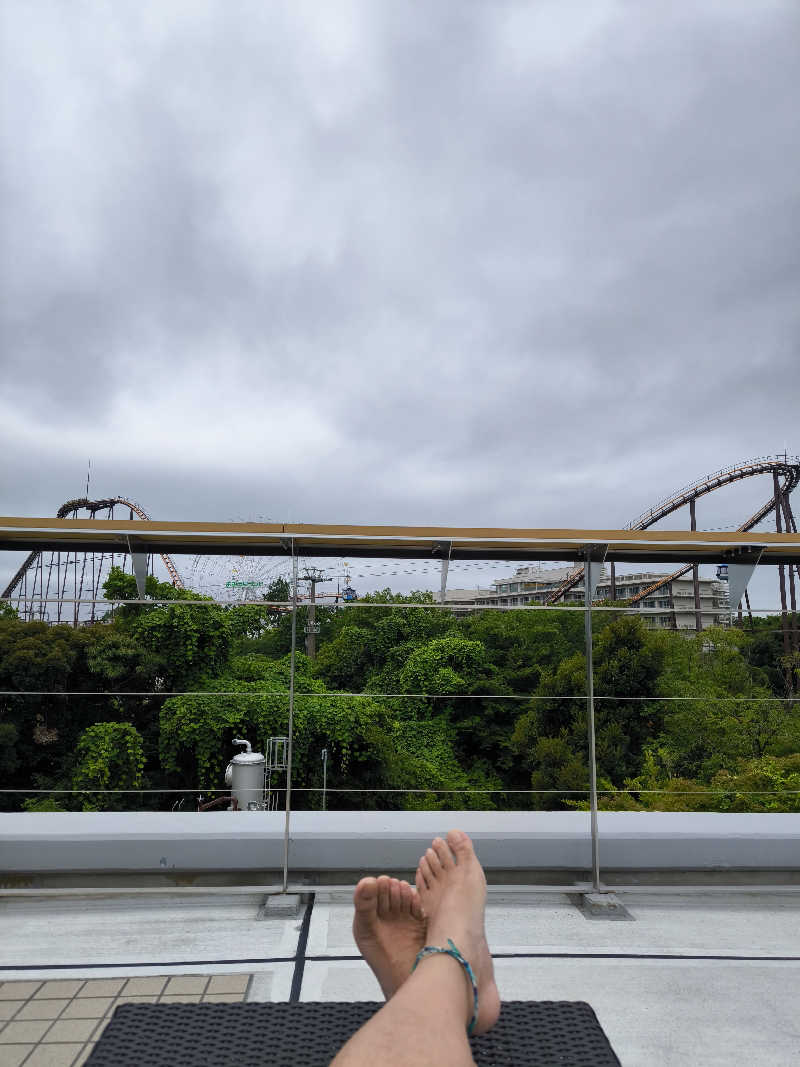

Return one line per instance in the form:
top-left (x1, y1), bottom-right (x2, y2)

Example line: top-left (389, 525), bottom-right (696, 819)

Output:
top-left (281, 547), bottom-right (299, 893)
top-left (584, 554), bottom-right (601, 892)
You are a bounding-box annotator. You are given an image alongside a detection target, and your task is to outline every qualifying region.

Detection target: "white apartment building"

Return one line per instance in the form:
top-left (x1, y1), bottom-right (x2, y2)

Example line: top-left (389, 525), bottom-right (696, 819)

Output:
top-left (441, 587), bottom-right (494, 615)
top-left (476, 564), bottom-right (729, 630)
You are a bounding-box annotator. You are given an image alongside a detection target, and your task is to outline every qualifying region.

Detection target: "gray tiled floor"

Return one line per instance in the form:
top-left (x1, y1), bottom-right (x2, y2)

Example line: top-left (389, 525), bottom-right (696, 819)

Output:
top-left (0, 973), bottom-right (251, 1066)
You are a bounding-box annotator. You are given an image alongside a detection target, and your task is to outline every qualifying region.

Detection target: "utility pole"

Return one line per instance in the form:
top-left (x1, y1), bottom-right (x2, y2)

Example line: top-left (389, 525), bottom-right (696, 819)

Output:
top-left (301, 568), bottom-right (331, 659)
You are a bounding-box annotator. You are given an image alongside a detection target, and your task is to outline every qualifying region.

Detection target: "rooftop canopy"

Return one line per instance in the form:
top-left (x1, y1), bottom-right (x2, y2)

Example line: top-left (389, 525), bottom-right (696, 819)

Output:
top-left (1, 517), bottom-right (798, 565)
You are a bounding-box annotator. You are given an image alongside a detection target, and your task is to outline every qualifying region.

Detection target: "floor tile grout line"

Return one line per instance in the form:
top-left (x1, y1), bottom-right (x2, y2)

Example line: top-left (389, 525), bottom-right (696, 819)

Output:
top-left (3, 970), bottom-right (257, 1064)
top-left (0, 977), bottom-right (53, 1067)
top-left (0, 978), bottom-right (44, 1030)
top-left (20, 998), bottom-right (66, 1050)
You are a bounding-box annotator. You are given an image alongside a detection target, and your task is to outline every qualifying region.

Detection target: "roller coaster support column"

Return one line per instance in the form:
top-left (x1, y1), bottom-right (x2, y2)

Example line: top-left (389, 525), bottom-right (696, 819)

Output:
top-left (776, 473), bottom-right (797, 682)
top-left (583, 544), bottom-right (607, 894)
top-left (690, 498), bottom-right (702, 632)
top-left (778, 492), bottom-right (799, 661)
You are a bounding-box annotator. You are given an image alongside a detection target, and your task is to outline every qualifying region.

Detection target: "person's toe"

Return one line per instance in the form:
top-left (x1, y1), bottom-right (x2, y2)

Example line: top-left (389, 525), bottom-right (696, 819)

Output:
top-left (409, 886), bottom-right (425, 921)
top-left (389, 877), bottom-right (402, 913)
top-left (398, 880), bottom-right (413, 914)
top-left (354, 877), bottom-right (378, 915)
top-left (419, 855), bottom-right (436, 888)
top-left (426, 846), bottom-right (442, 876)
top-left (446, 828), bottom-right (474, 864)
top-left (432, 836), bottom-right (454, 869)
top-left (376, 874), bottom-right (392, 917)
top-left (415, 862), bottom-right (429, 893)
top-left (416, 862), bottom-right (428, 896)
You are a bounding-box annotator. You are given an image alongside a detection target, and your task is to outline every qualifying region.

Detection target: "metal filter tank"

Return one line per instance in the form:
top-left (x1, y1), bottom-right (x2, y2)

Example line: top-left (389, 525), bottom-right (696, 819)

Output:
top-left (225, 739), bottom-right (265, 811)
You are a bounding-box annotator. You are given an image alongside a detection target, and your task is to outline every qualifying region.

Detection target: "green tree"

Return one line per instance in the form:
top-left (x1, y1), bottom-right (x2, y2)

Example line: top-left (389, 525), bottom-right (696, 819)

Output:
top-left (654, 627), bottom-right (796, 779)
top-left (745, 613), bottom-right (800, 696)
top-left (461, 608), bottom-right (583, 693)
top-left (102, 567), bottom-right (232, 688)
top-left (512, 616), bottom-right (664, 806)
top-left (397, 634), bottom-right (488, 697)
top-left (159, 653), bottom-right (398, 807)
top-left (72, 722), bottom-right (145, 811)
top-left (314, 626), bottom-right (375, 691)
top-left (0, 618), bottom-right (84, 808)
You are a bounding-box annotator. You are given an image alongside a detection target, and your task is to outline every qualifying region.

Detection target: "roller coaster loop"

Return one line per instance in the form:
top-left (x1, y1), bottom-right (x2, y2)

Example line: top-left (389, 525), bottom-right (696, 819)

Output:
top-left (2, 497), bottom-right (184, 624)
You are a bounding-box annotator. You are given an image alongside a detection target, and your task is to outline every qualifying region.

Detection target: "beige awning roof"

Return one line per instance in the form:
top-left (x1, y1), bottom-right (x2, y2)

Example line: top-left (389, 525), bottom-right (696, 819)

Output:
top-left (1, 517), bottom-right (798, 565)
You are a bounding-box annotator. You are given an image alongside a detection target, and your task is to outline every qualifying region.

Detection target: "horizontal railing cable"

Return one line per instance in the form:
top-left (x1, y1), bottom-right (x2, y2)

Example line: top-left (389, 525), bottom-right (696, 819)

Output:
top-left (3, 787), bottom-right (799, 796)
top-left (3, 596), bottom-right (794, 614)
top-left (0, 690), bottom-right (795, 701)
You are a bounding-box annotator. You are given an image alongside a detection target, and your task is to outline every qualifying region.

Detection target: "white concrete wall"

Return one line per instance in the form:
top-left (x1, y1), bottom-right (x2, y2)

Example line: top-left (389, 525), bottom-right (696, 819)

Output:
top-left (1, 811), bottom-right (798, 874)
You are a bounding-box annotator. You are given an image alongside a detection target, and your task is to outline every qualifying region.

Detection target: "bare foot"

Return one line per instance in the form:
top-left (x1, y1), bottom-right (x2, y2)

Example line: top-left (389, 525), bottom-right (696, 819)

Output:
top-left (414, 829), bottom-right (501, 1036)
top-left (352, 875), bottom-right (427, 1000)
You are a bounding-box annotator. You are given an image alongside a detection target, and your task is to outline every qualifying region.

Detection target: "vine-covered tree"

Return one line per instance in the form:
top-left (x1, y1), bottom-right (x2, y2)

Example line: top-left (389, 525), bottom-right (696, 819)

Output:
top-left (72, 722), bottom-right (145, 811)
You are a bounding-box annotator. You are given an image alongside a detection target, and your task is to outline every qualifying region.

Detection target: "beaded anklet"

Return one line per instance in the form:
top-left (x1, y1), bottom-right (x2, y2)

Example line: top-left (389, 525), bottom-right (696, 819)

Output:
top-left (411, 937), bottom-right (479, 1036)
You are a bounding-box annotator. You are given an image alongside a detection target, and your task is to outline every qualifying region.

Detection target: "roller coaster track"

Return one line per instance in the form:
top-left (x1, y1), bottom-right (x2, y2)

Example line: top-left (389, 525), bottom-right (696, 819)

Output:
top-left (545, 455), bottom-right (800, 606)
top-left (2, 498), bottom-right (183, 620)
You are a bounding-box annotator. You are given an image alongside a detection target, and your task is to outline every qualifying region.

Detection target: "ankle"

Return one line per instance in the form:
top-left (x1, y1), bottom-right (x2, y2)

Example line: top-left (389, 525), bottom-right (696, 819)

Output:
top-left (412, 940), bottom-right (479, 1034)
top-left (409, 953), bottom-right (474, 1028)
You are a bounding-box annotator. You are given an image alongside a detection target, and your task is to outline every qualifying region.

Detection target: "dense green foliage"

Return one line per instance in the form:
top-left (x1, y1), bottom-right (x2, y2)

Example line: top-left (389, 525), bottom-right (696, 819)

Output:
top-left (71, 722), bottom-right (146, 811)
top-left (1, 568), bottom-right (797, 812)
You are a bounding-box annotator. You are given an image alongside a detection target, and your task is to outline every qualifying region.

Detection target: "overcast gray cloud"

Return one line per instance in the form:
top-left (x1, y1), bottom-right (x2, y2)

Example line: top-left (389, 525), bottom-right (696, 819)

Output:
top-left (1, 0), bottom-right (799, 599)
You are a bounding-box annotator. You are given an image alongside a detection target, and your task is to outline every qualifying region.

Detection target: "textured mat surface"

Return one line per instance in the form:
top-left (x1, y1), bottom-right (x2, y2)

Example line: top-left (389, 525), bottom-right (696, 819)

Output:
top-left (86, 1000), bottom-right (621, 1066)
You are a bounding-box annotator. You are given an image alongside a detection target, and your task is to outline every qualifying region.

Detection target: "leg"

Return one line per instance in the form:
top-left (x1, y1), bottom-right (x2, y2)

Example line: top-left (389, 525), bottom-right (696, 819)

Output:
top-left (331, 951), bottom-right (477, 1066)
top-left (332, 831), bottom-right (499, 1066)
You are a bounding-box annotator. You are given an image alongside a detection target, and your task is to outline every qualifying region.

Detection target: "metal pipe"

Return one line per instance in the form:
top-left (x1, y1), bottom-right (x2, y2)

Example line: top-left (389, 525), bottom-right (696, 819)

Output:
top-left (197, 795), bottom-right (238, 811)
top-left (584, 556), bottom-right (600, 892)
top-left (774, 472), bottom-right (792, 686)
top-left (779, 492), bottom-right (798, 659)
top-left (282, 547), bottom-right (298, 893)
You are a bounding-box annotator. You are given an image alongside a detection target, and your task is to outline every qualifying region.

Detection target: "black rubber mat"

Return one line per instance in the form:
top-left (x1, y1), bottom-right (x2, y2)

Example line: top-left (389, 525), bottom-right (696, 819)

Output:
top-left (86, 1000), bottom-right (621, 1065)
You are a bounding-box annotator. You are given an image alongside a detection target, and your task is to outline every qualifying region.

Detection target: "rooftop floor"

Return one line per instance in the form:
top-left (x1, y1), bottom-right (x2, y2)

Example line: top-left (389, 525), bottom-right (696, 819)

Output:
top-left (1, 889), bottom-right (798, 1066)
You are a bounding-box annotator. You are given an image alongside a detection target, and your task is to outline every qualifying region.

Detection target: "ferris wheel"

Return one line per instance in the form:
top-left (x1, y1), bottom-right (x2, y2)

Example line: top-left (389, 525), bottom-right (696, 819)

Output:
top-left (185, 552), bottom-right (292, 601)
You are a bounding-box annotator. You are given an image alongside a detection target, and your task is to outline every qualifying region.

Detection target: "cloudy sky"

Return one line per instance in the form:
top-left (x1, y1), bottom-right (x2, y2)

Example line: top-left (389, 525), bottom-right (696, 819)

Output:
top-left (1, 0), bottom-right (798, 601)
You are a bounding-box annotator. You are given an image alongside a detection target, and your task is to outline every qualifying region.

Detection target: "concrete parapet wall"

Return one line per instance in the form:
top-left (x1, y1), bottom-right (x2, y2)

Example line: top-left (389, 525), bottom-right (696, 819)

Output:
top-left (1, 811), bottom-right (798, 876)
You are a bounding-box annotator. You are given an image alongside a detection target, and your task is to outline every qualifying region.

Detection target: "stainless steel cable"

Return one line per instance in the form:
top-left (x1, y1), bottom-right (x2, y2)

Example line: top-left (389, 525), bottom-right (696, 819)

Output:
top-left (3, 787), bottom-right (799, 796)
top-left (0, 691), bottom-right (793, 702)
